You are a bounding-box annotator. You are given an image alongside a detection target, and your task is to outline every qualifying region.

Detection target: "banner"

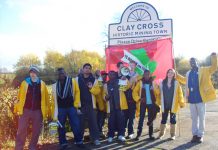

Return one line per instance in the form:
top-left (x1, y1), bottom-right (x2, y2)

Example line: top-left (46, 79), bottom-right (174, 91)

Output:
top-left (106, 38), bottom-right (174, 81)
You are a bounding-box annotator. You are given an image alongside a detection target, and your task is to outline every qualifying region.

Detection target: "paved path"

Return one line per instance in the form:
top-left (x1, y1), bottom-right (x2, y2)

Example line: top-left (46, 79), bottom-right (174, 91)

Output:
top-left (41, 99), bottom-right (218, 150)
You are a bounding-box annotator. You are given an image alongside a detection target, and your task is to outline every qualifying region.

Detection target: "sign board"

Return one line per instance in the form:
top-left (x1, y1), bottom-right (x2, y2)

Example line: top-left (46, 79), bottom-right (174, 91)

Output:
top-left (108, 2), bottom-right (173, 46)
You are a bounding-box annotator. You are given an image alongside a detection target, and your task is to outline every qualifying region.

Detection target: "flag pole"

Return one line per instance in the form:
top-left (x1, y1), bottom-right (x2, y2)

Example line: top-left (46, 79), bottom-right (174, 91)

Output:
top-left (171, 39), bottom-right (181, 137)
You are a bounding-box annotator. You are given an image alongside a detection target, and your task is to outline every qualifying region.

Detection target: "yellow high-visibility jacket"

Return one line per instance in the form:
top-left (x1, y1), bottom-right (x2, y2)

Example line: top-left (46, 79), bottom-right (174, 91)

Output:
top-left (50, 78), bottom-right (80, 120)
top-left (75, 77), bottom-right (100, 109)
top-left (132, 80), bottom-right (160, 116)
top-left (103, 80), bottom-right (129, 113)
top-left (157, 80), bottom-right (185, 113)
top-left (176, 54), bottom-right (217, 103)
top-left (14, 80), bottom-right (49, 120)
top-left (95, 80), bottom-right (107, 112)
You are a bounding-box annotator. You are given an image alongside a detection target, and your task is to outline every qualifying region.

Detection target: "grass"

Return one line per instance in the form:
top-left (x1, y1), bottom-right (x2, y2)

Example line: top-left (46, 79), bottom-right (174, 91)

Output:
top-left (0, 140), bottom-right (15, 149)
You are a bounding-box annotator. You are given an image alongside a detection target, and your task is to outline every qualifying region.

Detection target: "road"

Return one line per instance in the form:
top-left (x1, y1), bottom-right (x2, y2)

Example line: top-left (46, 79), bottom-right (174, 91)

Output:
top-left (41, 99), bottom-right (218, 150)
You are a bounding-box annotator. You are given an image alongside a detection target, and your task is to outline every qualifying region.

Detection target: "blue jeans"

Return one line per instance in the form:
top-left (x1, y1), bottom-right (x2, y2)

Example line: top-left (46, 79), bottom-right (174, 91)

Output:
top-left (161, 109), bottom-right (176, 124)
top-left (58, 107), bottom-right (83, 145)
top-left (97, 110), bottom-right (106, 133)
top-left (124, 102), bottom-right (136, 135)
top-left (108, 109), bottom-right (125, 137)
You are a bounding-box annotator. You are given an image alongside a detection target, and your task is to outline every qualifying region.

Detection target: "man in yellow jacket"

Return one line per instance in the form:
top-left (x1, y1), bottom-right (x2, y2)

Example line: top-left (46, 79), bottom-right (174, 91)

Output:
top-left (104, 71), bottom-right (128, 143)
top-left (77, 63), bottom-right (101, 146)
top-left (51, 68), bottom-right (83, 149)
top-left (176, 52), bottom-right (217, 143)
top-left (14, 65), bottom-right (49, 150)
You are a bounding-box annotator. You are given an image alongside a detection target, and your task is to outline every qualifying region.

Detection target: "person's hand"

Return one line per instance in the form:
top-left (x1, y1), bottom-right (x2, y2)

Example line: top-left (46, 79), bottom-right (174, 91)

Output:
top-left (211, 52), bottom-right (217, 56)
top-left (105, 95), bottom-right (110, 100)
top-left (87, 82), bottom-right (93, 88)
top-left (77, 109), bottom-right (82, 115)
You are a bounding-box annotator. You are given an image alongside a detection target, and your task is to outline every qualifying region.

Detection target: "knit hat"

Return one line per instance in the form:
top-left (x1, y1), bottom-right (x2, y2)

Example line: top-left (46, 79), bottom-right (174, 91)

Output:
top-left (29, 65), bottom-right (40, 74)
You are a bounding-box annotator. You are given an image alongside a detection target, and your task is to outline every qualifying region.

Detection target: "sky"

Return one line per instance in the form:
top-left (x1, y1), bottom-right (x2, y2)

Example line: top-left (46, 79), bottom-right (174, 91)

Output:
top-left (0, 0), bottom-right (218, 71)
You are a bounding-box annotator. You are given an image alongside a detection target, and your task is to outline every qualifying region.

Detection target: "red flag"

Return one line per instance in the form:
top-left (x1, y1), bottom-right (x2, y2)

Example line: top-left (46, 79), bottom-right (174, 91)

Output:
top-left (106, 38), bottom-right (174, 82)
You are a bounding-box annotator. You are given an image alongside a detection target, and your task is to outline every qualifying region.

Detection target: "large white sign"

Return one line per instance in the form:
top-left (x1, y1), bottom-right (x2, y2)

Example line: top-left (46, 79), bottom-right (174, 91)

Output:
top-left (108, 2), bottom-right (173, 46)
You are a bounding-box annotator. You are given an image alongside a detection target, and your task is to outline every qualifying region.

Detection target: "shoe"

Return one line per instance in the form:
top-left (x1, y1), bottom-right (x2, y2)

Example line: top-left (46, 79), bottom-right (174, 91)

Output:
top-left (134, 135), bottom-right (140, 141)
top-left (170, 136), bottom-right (176, 140)
top-left (100, 133), bottom-right (106, 139)
top-left (149, 126), bottom-right (155, 141)
top-left (149, 136), bottom-right (156, 141)
top-left (158, 124), bottom-right (166, 139)
top-left (118, 135), bottom-right (126, 142)
top-left (191, 135), bottom-right (198, 143)
top-left (196, 136), bottom-right (203, 143)
top-left (170, 124), bottom-right (176, 140)
top-left (94, 140), bottom-right (101, 146)
top-left (128, 134), bottom-right (134, 139)
top-left (108, 137), bottom-right (113, 143)
top-left (135, 136), bottom-right (139, 141)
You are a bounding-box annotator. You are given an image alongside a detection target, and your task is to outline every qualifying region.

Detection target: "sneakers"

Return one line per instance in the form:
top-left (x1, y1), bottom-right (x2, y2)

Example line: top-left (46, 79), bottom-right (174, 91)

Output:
top-left (196, 136), bottom-right (203, 143)
top-left (108, 137), bottom-right (113, 143)
top-left (128, 134), bottom-right (134, 139)
top-left (118, 135), bottom-right (126, 142)
top-left (170, 136), bottom-right (176, 140)
top-left (94, 140), bottom-right (101, 146)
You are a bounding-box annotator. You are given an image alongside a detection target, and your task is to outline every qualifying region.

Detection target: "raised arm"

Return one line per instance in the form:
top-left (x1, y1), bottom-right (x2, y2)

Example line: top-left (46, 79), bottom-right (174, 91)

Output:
top-left (175, 72), bottom-right (187, 85)
top-left (208, 53), bottom-right (218, 74)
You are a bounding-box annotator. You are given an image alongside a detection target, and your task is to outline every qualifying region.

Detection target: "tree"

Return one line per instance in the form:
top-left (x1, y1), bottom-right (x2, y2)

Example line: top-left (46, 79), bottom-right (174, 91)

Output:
top-left (13, 54), bottom-right (41, 87)
top-left (175, 56), bottom-right (190, 76)
top-left (44, 51), bottom-right (66, 71)
top-left (65, 50), bottom-right (105, 76)
top-left (14, 54), bottom-right (41, 69)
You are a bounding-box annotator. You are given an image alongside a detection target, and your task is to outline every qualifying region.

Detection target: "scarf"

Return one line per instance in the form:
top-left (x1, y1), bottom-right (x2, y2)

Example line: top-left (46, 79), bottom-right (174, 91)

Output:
top-left (56, 77), bottom-right (73, 100)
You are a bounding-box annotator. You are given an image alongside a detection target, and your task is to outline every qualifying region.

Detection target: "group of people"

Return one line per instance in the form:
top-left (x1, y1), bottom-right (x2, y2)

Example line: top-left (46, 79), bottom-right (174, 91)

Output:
top-left (14, 52), bottom-right (217, 150)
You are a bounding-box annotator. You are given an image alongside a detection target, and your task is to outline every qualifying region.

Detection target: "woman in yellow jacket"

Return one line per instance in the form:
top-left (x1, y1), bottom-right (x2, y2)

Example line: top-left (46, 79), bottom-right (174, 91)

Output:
top-left (157, 69), bottom-right (185, 140)
top-left (103, 71), bottom-right (128, 143)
